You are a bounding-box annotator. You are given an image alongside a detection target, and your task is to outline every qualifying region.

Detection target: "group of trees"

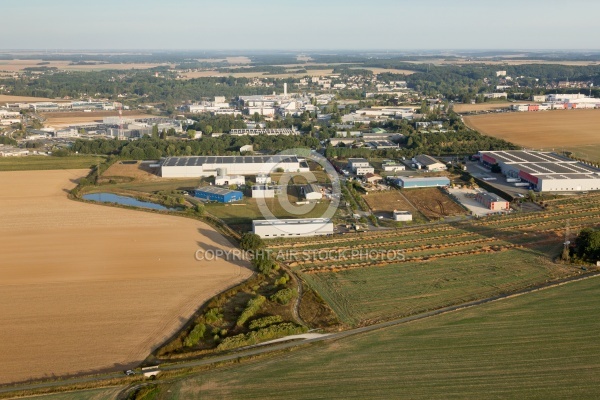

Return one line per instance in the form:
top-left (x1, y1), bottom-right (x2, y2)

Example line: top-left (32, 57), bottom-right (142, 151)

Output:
top-left (69, 133), bottom-right (320, 159)
top-left (573, 228), bottom-right (600, 262)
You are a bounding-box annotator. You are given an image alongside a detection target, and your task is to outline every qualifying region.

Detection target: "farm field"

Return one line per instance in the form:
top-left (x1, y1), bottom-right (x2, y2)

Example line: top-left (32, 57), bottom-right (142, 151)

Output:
top-left (0, 59), bottom-right (173, 72)
top-left (273, 193), bottom-right (600, 325)
top-left (141, 275), bottom-right (600, 399)
top-left (452, 102), bottom-right (529, 113)
top-left (0, 94), bottom-right (68, 104)
top-left (0, 155), bottom-right (105, 171)
top-left (41, 111), bottom-right (150, 127)
top-left (0, 170), bottom-right (252, 384)
top-left (464, 109), bottom-right (600, 162)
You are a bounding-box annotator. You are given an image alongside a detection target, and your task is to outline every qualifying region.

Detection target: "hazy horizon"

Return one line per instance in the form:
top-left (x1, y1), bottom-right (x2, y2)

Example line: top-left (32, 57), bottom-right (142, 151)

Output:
top-left (3, 0), bottom-right (600, 51)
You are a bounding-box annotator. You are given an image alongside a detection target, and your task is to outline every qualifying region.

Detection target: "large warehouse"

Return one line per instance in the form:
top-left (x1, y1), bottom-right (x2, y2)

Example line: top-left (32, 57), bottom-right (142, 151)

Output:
top-left (161, 156), bottom-right (310, 178)
top-left (252, 218), bottom-right (334, 238)
top-left (479, 150), bottom-right (600, 192)
top-left (389, 176), bottom-right (451, 189)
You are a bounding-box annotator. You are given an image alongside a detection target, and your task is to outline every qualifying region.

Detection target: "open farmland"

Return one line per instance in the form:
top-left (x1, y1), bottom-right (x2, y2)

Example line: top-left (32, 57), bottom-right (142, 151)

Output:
top-left (272, 193), bottom-right (600, 325)
top-left (464, 109), bottom-right (600, 162)
top-left (0, 155), bottom-right (105, 171)
top-left (0, 94), bottom-right (68, 104)
top-left (0, 170), bottom-right (252, 384)
top-left (452, 102), bottom-right (529, 113)
top-left (142, 275), bottom-right (600, 400)
top-left (0, 59), bottom-right (173, 72)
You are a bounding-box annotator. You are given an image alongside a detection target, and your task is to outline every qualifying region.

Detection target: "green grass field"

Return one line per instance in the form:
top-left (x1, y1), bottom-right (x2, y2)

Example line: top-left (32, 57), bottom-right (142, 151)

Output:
top-left (301, 243), bottom-right (571, 325)
top-left (0, 156), bottom-right (104, 171)
top-left (23, 387), bottom-right (122, 400)
top-left (145, 276), bottom-right (600, 399)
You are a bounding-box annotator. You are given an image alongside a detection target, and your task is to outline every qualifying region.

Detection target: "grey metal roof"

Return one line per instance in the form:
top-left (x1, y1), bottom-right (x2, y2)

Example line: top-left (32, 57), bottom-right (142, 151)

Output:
top-left (163, 155), bottom-right (300, 167)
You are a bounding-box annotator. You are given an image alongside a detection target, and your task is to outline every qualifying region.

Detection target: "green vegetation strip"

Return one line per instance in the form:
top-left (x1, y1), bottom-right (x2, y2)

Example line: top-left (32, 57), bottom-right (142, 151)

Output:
top-left (0, 155), bottom-right (104, 171)
top-left (145, 275), bottom-right (600, 400)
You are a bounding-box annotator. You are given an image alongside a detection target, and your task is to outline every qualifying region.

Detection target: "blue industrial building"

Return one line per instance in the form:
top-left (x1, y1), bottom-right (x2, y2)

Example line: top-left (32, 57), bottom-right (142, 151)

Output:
top-left (389, 176), bottom-right (450, 189)
top-left (194, 186), bottom-right (243, 203)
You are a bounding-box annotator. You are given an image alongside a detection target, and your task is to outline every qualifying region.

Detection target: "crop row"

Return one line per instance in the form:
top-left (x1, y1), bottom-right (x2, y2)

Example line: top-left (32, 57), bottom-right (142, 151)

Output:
top-left (300, 242), bottom-right (536, 274)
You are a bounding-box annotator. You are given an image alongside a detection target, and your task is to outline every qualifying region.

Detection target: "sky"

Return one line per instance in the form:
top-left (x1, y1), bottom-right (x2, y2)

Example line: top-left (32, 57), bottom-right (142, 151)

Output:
top-left (2, 0), bottom-right (600, 51)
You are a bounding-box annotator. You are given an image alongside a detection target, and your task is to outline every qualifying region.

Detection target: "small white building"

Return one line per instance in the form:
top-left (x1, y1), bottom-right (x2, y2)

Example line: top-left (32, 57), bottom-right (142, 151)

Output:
top-left (215, 175), bottom-right (245, 186)
top-left (393, 210), bottom-right (412, 222)
top-left (252, 185), bottom-right (275, 198)
top-left (240, 144), bottom-right (254, 153)
top-left (256, 174), bottom-right (272, 184)
top-left (253, 218), bottom-right (334, 238)
top-left (302, 184), bottom-right (323, 200)
top-left (355, 166), bottom-right (375, 176)
top-left (347, 158), bottom-right (370, 170)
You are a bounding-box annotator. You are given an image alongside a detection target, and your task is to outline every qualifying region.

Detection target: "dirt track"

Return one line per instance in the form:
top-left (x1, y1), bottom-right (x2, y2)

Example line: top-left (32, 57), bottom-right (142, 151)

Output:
top-left (0, 170), bottom-right (252, 384)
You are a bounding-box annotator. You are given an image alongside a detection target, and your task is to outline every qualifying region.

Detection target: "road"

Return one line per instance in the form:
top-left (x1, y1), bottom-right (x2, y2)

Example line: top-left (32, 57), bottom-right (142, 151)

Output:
top-left (2, 270), bottom-right (599, 397)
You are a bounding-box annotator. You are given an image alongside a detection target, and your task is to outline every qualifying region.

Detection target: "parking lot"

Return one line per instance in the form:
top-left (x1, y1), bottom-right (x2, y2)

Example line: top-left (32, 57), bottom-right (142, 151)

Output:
top-left (447, 187), bottom-right (510, 217)
top-left (465, 161), bottom-right (530, 197)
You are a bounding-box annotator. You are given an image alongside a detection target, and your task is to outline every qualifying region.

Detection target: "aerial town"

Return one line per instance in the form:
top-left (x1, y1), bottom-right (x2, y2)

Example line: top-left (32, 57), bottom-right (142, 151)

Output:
top-left (1, 2), bottom-right (600, 399)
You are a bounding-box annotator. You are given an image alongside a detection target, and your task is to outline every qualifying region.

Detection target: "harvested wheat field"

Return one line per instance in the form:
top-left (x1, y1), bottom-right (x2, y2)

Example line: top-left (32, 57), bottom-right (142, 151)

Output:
top-left (464, 109), bottom-right (600, 161)
top-left (0, 94), bottom-right (68, 104)
top-left (453, 102), bottom-right (529, 113)
top-left (0, 170), bottom-right (252, 384)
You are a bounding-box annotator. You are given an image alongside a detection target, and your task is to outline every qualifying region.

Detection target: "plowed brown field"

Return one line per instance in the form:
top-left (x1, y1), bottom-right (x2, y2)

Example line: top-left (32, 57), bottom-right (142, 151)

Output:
top-left (0, 170), bottom-right (251, 384)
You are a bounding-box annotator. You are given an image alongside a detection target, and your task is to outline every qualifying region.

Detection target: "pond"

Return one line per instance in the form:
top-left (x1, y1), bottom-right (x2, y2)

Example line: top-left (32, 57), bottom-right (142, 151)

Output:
top-left (83, 193), bottom-right (180, 211)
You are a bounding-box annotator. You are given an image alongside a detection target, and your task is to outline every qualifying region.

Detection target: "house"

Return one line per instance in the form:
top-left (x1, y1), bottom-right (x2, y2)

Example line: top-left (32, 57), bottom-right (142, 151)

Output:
top-left (363, 173), bottom-right (382, 184)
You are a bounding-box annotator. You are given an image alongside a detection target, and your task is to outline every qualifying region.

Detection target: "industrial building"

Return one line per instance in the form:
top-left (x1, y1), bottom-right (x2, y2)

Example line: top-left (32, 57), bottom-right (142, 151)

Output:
top-left (193, 186), bottom-right (243, 203)
top-left (252, 218), bottom-right (334, 238)
top-left (251, 185), bottom-right (276, 198)
top-left (389, 176), bottom-right (451, 189)
top-left (347, 158), bottom-right (375, 175)
top-left (413, 155), bottom-right (446, 171)
top-left (479, 150), bottom-right (600, 192)
top-left (215, 175), bottom-right (245, 186)
top-left (161, 156), bottom-right (310, 178)
top-left (301, 184), bottom-right (323, 200)
top-left (475, 192), bottom-right (510, 211)
top-left (230, 128), bottom-right (299, 136)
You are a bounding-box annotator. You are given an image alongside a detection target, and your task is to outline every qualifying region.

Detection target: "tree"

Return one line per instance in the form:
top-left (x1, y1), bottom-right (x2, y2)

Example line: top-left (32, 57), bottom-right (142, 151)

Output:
top-left (152, 124), bottom-right (159, 139)
top-left (527, 190), bottom-right (537, 202)
top-left (194, 202), bottom-right (205, 216)
top-left (575, 228), bottom-right (600, 261)
top-left (204, 125), bottom-right (213, 135)
top-left (252, 252), bottom-right (274, 275)
top-left (187, 129), bottom-right (197, 139)
top-left (240, 233), bottom-right (264, 251)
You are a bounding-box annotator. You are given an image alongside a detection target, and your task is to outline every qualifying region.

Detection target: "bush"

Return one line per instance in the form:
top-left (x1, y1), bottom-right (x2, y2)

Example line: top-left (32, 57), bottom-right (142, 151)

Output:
top-left (249, 315), bottom-right (283, 330)
top-left (184, 323), bottom-right (206, 347)
top-left (217, 322), bottom-right (308, 350)
top-left (270, 288), bottom-right (295, 305)
top-left (236, 295), bottom-right (266, 327)
top-left (204, 308), bottom-right (223, 324)
top-left (240, 233), bottom-right (264, 251)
